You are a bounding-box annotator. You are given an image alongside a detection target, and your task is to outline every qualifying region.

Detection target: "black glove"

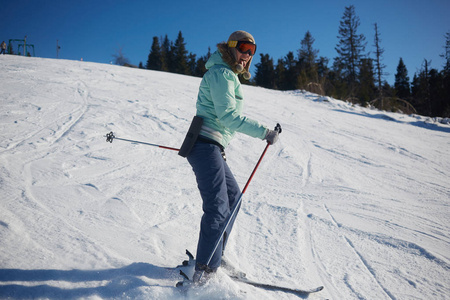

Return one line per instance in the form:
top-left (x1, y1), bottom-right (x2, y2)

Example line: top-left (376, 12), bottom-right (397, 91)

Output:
top-left (265, 129), bottom-right (279, 145)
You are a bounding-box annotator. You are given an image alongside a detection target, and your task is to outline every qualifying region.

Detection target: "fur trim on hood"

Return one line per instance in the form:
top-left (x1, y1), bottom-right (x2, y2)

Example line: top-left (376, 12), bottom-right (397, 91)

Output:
top-left (217, 43), bottom-right (253, 80)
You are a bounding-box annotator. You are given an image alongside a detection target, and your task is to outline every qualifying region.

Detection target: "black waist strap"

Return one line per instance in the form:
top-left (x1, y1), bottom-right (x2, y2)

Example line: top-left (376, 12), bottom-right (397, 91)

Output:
top-left (197, 136), bottom-right (224, 151)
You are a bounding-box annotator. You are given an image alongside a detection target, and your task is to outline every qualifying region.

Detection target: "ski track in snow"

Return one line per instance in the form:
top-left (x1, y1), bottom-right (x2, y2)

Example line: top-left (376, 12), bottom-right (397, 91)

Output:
top-left (323, 204), bottom-right (396, 300)
top-left (0, 56), bottom-right (449, 300)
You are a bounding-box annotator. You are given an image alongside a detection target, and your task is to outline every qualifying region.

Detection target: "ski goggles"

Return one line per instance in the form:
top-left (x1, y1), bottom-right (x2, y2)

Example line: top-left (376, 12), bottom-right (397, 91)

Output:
top-left (228, 40), bottom-right (257, 56)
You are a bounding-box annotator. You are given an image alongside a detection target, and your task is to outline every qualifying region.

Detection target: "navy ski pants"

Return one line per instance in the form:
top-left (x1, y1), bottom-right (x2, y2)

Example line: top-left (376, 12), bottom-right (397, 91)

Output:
top-left (187, 140), bottom-right (241, 270)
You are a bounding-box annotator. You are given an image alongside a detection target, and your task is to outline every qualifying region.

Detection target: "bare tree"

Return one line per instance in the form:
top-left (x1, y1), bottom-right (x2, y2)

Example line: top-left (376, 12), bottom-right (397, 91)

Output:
top-left (441, 31), bottom-right (450, 73)
top-left (373, 23), bottom-right (386, 106)
top-left (112, 46), bottom-right (130, 66)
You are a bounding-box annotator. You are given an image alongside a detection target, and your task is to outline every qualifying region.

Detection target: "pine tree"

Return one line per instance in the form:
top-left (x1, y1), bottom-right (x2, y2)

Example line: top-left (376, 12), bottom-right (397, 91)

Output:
top-left (411, 59), bottom-right (432, 115)
top-left (428, 68), bottom-right (446, 116)
top-left (394, 58), bottom-right (410, 99)
top-left (146, 36), bottom-right (162, 70)
top-left (188, 53), bottom-right (197, 76)
top-left (441, 32), bottom-right (450, 116)
top-left (335, 5), bottom-right (367, 99)
top-left (329, 57), bottom-right (347, 99)
top-left (172, 31), bottom-right (189, 75)
top-left (298, 31), bottom-right (319, 85)
top-left (274, 58), bottom-right (286, 90)
top-left (317, 57), bottom-right (330, 80)
top-left (358, 58), bottom-right (376, 105)
top-left (412, 59), bottom-right (447, 117)
top-left (283, 51), bottom-right (298, 90)
top-left (317, 56), bottom-right (330, 96)
top-left (254, 53), bottom-right (275, 89)
top-left (160, 35), bottom-right (172, 72)
top-left (194, 47), bottom-right (211, 77)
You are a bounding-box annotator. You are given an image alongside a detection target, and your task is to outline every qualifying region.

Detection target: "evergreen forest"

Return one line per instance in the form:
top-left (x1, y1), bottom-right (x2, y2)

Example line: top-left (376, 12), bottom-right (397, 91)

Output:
top-left (134, 6), bottom-right (449, 118)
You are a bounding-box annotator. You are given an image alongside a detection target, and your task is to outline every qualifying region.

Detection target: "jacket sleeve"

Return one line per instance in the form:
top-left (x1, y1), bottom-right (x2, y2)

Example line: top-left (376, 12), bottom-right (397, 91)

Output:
top-left (209, 69), bottom-right (268, 139)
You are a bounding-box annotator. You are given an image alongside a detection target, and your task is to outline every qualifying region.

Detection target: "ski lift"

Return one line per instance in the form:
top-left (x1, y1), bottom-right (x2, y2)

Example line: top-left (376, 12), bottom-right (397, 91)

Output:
top-left (8, 38), bottom-right (35, 56)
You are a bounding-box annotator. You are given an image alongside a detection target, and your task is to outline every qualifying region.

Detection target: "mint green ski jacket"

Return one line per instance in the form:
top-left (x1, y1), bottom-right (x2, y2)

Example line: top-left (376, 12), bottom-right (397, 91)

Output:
top-left (196, 51), bottom-right (268, 148)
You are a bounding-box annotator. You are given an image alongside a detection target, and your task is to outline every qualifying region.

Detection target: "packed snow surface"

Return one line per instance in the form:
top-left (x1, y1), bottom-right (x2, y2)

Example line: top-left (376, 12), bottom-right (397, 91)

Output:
top-left (0, 56), bottom-right (449, 300)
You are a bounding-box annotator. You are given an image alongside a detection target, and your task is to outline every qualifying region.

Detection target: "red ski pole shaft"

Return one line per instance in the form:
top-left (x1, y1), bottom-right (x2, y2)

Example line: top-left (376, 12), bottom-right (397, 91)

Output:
top-left (201, 123), bottom-right (282, 280)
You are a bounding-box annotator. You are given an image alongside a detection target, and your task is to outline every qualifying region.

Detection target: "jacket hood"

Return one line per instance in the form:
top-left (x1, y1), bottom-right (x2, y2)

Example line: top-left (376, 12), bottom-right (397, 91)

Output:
top-left (205, 50), bottom-right (226, 69)
top-left (205, 44), bottom-right (252, 80)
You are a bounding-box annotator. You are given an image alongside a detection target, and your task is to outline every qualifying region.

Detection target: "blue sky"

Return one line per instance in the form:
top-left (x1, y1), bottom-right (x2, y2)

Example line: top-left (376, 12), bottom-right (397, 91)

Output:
top-left (1, 0), bottom-right (449, 85)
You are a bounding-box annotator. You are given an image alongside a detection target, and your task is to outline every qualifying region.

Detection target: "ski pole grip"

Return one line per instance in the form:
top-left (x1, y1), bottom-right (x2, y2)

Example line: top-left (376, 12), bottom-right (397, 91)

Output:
top-left (274, 123), bottom-right (282, 134)
top-left (106, 131), bottom-right (115, 143)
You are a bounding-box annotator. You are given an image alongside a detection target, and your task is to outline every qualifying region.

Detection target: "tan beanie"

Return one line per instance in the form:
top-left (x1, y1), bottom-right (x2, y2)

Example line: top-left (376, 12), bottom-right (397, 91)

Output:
top-left (228, 30), bottom-right (256, 44)
top-left (227, 30), bottom-right (255, 80)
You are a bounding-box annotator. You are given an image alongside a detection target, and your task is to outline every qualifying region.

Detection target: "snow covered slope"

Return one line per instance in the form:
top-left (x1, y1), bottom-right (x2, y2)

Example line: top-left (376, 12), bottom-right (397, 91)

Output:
top-left (0, 55), bottom-right (449, 299)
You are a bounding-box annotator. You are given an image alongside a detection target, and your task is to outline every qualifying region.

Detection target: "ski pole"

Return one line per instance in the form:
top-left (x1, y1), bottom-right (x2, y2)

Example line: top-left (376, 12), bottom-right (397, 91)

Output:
top-left (104, 131), bottom-right (180, 151)
top-left (199, 123), bottom-right (282, 281)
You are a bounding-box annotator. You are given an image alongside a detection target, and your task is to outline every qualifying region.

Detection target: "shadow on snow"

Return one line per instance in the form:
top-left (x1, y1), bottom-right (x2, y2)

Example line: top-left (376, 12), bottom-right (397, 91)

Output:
top-left (333, 109), bottom-right (450, 133)
top-left (0, 263), bottom-right (177, 299)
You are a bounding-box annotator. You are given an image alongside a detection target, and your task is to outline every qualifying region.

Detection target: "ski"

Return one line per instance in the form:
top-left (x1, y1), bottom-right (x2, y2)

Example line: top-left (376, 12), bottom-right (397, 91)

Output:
top-left (227, 274), bottom-right (324, 295)
top-left (175, 250), bottom-right (324, 295)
